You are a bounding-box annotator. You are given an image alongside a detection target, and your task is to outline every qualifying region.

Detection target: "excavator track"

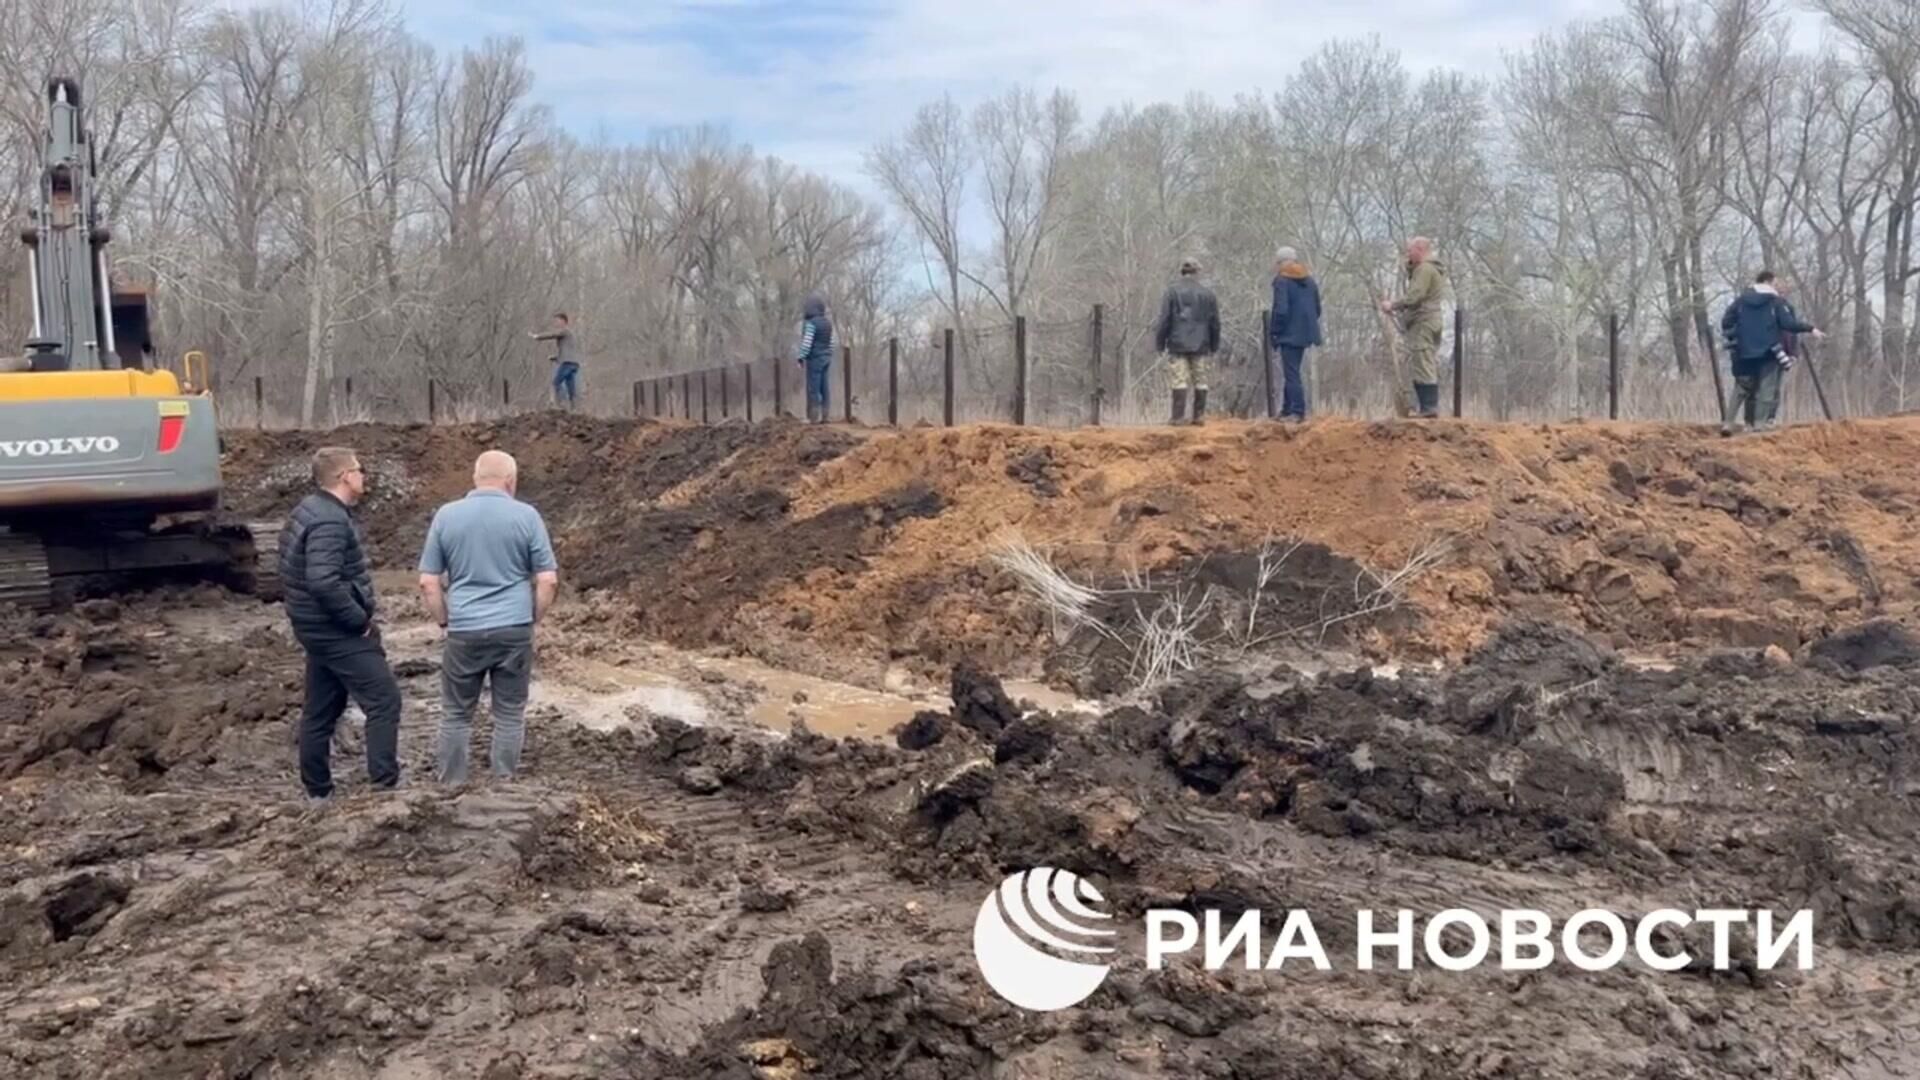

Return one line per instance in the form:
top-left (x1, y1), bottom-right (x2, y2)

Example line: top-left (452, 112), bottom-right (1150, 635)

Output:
top-left (0, 532), bottom-right (53, 611)
top-left (225, 520), bottom-right (282, 601)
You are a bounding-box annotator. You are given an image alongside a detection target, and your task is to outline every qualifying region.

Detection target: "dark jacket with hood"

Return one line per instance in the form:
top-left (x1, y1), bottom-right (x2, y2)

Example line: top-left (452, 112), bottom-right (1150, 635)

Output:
top-left (278, 491), bottom-right (376, 645)
top-left (1720, 285), bottom-right (1814, 377)
top-left (1156, 275), bottom-right (1221, 356)
top-left (795, 296), bottom-right (834, 369)
top-left (1270, 263), bottom-right (1324, 350)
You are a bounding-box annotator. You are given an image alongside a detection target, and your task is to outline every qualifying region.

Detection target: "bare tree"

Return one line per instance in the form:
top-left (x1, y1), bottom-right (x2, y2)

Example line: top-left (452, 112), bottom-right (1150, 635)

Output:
top-left (971, 87), bottom-right (1079, 319)
top-left (866, 95), bottom-right (972, 336)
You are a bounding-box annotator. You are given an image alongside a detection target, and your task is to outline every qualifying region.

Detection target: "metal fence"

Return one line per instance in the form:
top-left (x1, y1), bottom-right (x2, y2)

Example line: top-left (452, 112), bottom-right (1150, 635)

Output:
top-left (217, 303), bottom-right (1863, 430)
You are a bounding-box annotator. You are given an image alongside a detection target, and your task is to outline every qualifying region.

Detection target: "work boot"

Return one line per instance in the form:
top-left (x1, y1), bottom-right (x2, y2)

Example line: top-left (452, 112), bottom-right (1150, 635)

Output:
top-left (1171, 389), bottom-right (1188, 426)
top-left (1414, 383), bottom-right (1440, 418)
top-left (1191, 389), bottom-right (1208, 426)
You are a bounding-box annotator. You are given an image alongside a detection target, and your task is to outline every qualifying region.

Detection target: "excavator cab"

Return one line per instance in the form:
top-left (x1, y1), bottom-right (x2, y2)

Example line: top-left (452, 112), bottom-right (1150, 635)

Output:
top-left (0, 76), bottom-right (276, 609)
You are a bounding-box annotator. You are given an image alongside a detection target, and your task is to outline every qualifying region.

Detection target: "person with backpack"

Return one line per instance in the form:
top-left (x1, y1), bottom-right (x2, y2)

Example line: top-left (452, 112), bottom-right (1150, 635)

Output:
top-left (1719, 271), bottom-right (1821, 435)
top-left (1155, 257), bottom-right (1221, 426)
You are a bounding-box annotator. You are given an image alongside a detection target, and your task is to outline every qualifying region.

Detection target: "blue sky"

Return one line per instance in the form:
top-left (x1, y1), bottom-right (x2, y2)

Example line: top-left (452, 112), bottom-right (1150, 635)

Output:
top-left (401, 0), bottom-right (1828, 193)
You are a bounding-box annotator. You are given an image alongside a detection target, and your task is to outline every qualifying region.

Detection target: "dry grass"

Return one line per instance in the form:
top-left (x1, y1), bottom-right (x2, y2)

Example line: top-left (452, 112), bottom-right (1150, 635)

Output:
top-left (991, 530), bottom-right (1452, 694)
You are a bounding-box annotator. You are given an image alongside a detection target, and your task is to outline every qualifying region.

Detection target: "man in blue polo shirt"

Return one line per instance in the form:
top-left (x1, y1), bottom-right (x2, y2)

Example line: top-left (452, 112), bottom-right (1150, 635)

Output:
top-left (418, 450), bottom-right (559, 785)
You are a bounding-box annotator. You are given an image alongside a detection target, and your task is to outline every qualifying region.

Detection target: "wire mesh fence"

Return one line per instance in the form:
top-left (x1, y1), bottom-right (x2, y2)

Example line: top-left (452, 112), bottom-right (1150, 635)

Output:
top-left (219, 303), bottom-right (1902, 431)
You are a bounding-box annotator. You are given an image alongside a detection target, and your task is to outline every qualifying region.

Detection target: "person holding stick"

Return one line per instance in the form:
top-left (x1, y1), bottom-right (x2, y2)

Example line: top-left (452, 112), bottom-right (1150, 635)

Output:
top-left (1719, 271), bottom-right (1821, 435)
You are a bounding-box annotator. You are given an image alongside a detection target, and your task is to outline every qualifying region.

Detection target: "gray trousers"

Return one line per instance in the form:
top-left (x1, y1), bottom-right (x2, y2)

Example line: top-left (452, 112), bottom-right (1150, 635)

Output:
top-left (436, 625), bottom-right (534, 785)
top-left (1724, 360), bottom-right (1783, 430)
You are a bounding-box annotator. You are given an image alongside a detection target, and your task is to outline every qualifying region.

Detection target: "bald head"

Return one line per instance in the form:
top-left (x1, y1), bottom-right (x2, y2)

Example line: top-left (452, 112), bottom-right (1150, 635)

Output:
top-left (474, 450), bottom-right (518, 493)
top-left (1407, 237), bottom-right (1433, 263)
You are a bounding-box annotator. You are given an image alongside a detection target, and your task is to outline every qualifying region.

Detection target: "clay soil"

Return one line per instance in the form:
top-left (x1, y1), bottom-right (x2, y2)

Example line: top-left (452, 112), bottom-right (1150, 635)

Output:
top-left (225, 415), bottom-right (1920, 686)
top-left (2, 414), bottom-right (1918, 1078)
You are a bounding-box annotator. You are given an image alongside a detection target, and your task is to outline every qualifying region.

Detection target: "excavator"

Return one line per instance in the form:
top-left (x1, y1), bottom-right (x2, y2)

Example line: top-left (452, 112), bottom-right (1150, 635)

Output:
top-left (0, 77), bottom-right (277, 610)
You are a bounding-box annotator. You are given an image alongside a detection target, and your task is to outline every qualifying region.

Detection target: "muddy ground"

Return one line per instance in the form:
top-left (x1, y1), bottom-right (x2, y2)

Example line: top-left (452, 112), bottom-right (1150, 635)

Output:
top-left (4, 415), bottom-right (1920, 1077)
top-left (3, 571), bottom-right (1919, 1078)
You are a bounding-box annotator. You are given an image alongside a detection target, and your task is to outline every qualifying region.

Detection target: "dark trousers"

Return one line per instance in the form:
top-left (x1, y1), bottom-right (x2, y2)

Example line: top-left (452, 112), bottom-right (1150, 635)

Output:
top-left (1273, 346), bottom-right (1308, 419)
top-left (299, 633), bottom-right (402, 798)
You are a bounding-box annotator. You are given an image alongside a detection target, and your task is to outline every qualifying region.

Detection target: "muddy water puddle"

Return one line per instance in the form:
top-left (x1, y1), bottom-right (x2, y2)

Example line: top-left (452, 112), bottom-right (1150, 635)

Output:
top-left (548, 654), bottom-right (1095, 741)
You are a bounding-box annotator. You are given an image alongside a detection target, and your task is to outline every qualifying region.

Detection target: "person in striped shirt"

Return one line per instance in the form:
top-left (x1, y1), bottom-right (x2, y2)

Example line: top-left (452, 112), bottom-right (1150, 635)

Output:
top-left (794, 294), bottom-right (834, 423)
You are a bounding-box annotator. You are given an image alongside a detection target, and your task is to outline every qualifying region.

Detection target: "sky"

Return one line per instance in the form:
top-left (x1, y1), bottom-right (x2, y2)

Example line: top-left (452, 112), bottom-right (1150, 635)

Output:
top-left (400, 0), bottom-right (1831, 193)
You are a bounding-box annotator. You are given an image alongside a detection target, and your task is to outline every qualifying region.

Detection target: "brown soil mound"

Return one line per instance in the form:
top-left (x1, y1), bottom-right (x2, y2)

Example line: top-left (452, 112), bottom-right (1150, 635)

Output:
top-left (223, 414), bottom-right (862, 585)
top-left (225, 416), bottom-right (1920, 685)
top-left (776, 418), bottom-right (1920, 676)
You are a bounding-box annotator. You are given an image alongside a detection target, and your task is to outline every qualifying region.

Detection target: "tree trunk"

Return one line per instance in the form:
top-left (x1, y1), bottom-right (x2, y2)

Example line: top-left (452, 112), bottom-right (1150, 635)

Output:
top-left (1662, 250), bottom-right (1691, 376)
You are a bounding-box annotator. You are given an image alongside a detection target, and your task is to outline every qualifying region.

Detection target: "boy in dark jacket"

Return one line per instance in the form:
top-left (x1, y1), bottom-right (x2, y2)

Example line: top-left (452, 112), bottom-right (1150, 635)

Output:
top-left (1719, 271), bottom-right (1820, 435)
top-left (794, 294), bottom-right (834, 423)
top-left (278, 447), bottom-right (402, 800)
top-left (1269, 247), bottom-right (1323, 421)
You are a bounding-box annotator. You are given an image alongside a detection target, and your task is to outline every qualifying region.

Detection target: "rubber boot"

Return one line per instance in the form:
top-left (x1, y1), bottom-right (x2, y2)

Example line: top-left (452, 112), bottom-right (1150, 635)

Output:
top-left (1191, 389), bottom-right (1208, 426)
top-left (1171, 389), bottom-right (1188, 426)
top-left (1415, 383), bottom-right (1440, 418)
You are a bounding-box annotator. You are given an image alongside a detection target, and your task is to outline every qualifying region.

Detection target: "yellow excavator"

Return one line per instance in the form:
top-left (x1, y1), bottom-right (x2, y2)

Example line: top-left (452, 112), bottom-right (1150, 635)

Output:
top-left (1, 77), bottom-right (276, 609)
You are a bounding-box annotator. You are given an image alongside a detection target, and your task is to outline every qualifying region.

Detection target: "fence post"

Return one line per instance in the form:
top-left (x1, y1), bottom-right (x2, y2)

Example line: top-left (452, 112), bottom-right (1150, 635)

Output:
top-left (503, 377), bottom-right (510, 410)
top-left (1451, 304), bottom-right (1466, 419)
top-left (745, 363), bottom-right (755, 423)
top-left (1702, 324), bottom-right (1728, 425)
top-left (652, 380), bottom-right (662, 417)
top-left (721, 366), bottom-right (730, 418)
top-left (1013, 316), bottom-right (1028, 425)
top-left (888, 338), bottom-right (899, 427)
top-left (254, 376), bottom-right (263, 430)
top-left (1607, 313), bottom-right (1621, 420)
top-left (683, 374), bottom-right (692, 420)
top-left (1091, 304), bottom-right (1104, 427)
top-left (943, 328), bottom-right (955, 427)
top-left (701, 370), bottom-right (710, 424)
top-left (1261, 309), bottom-right (1275, 419)
top-left (633, 380), bottom-right (641, 418)
top-left (843, 344), bottom-right (854, 424)
top-left (344, 377), bottom-right (353, 414)
top-left (774, 355), bottom-right (785, 418)
top-left (427, 378), bottom-right (437, 424)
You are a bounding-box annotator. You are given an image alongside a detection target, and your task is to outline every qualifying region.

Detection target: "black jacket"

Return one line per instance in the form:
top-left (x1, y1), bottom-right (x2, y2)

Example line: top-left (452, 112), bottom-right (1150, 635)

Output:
top-left (1156, 276), bottom-right (1221, 356)
top-left (279, 491), bottom-right (375, 643)
top-left (1720, 287), bottom-right (1814, 376)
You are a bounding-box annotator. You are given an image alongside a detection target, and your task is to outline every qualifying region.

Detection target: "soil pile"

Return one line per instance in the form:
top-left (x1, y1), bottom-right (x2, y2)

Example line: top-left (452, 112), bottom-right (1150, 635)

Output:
top-left (0, 590), bottom-right (298, 789)
top-left (226, 416), bottom-right (1920, 685)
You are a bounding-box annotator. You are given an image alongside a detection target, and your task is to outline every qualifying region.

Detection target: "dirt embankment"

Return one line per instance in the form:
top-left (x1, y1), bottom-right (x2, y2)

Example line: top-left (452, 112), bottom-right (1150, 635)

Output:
top-left (226, 415), bottom-right (1920, 684)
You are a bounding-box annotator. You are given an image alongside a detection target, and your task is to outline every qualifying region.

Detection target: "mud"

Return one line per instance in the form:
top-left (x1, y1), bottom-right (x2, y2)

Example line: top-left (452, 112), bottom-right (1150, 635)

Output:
top-left (4, 580), bottom-right (1920, 1077)
top-left (7, 416), bottom-right (1920, 1076)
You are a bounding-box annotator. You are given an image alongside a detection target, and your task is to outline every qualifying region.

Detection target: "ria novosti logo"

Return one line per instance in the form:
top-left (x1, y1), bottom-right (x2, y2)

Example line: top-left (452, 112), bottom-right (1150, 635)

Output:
top-left (971, 867), bottom-right (1117, 1011)
top-left (973, 867), bottom-right (1816, 1013)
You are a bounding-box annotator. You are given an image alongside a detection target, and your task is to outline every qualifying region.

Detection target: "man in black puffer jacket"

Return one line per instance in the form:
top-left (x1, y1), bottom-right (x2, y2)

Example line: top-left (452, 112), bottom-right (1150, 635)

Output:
top-left (278, 446), bottom-right (402, 800)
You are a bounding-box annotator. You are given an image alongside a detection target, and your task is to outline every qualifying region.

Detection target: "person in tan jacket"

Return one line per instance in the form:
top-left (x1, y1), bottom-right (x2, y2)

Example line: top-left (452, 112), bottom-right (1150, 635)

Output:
top-left (1380, 237), bottom-right (1450, 418)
